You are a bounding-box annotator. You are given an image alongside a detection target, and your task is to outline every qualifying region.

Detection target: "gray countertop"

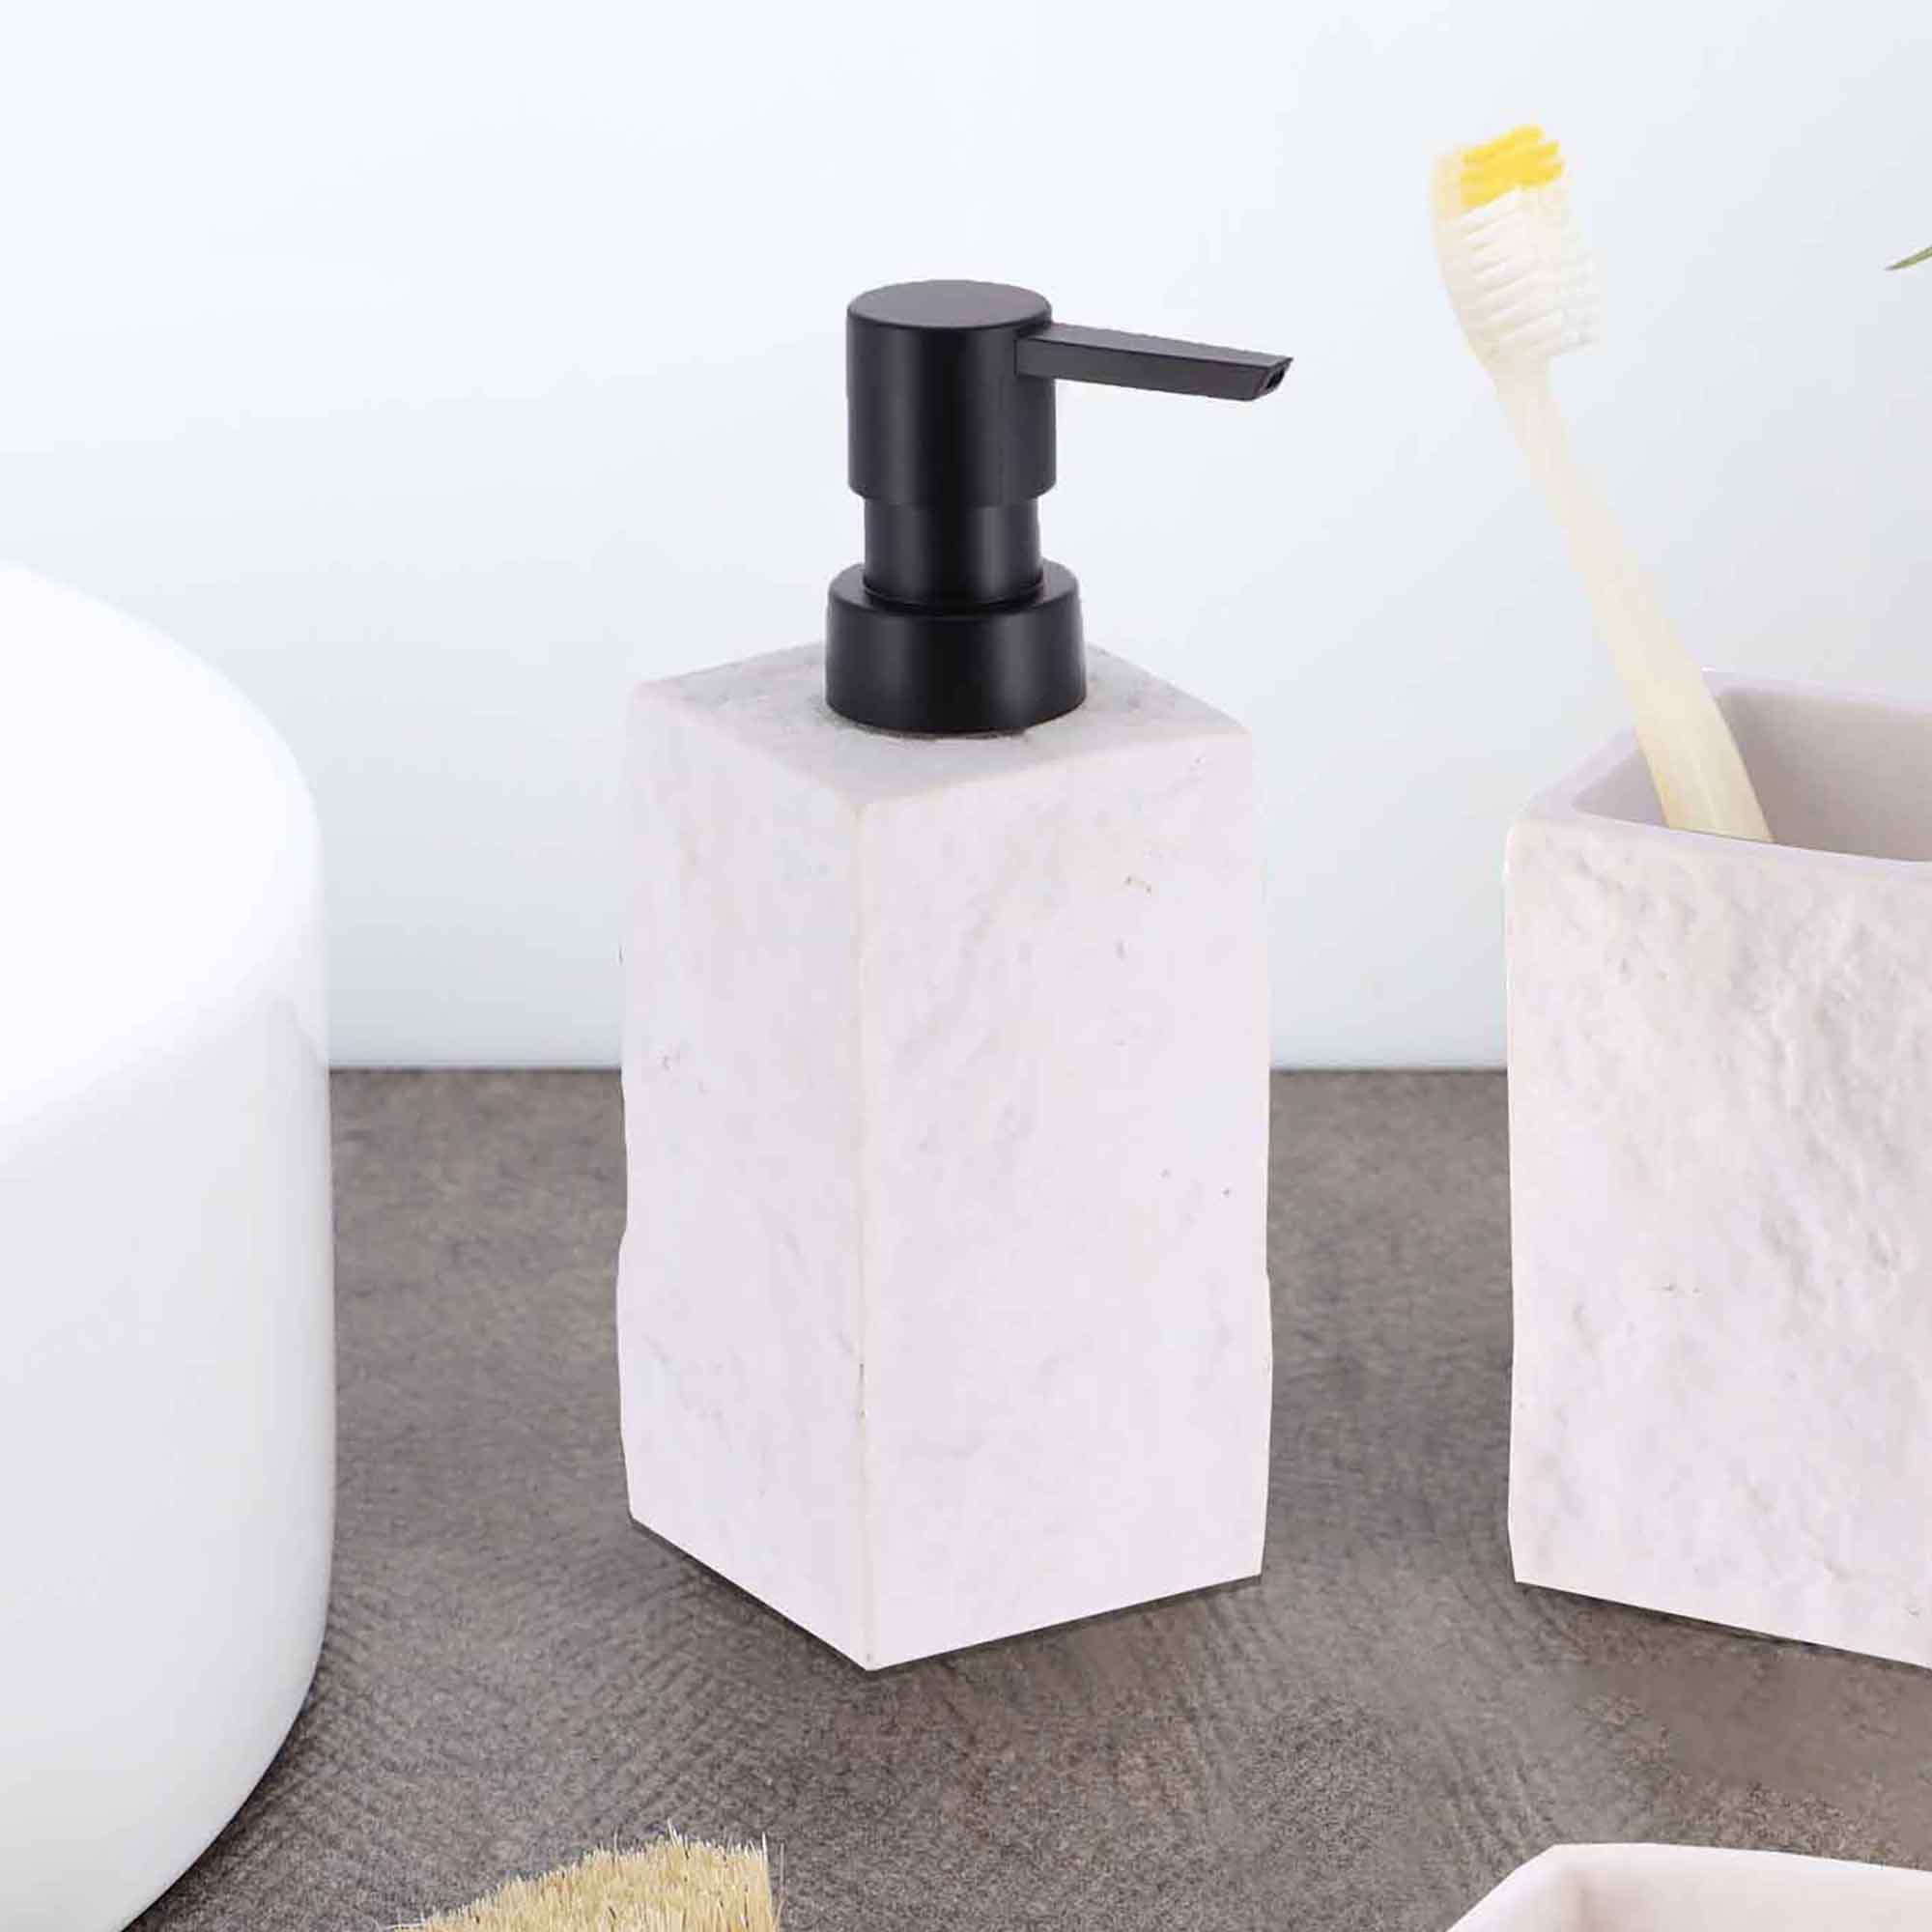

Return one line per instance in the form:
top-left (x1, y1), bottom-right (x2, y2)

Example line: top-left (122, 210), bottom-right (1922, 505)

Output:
top-left (134, 1072), bottom-right (1932, 1930)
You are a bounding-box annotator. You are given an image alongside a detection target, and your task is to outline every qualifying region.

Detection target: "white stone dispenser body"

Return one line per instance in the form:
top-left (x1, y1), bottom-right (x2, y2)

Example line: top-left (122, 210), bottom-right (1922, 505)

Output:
top-left (618, 645), bottom-right (1270, 1668)
top-left (1506, 676), bottom-right (1932, 1668)
top-left (616, 279), bottom-right (1290, 1668)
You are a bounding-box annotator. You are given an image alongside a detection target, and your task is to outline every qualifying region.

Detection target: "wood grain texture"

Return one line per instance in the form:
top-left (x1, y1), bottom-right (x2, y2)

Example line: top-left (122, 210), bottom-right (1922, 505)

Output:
top-left (129, 1072), bottom-right (1932, 1932)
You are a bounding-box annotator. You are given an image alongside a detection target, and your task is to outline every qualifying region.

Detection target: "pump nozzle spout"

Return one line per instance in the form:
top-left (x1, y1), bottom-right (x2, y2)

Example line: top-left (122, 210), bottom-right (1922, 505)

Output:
top-left (1015, 324), bottom-right (1291, 402)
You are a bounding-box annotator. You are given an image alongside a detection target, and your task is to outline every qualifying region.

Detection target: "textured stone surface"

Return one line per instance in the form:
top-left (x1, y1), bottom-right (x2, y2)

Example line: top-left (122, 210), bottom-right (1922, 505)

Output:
top-left (618, 645), bottom-right (1270, 1667)
top-left (1450, 1845), bottom-right (1932, 1929)
top-left (130, 1072), bottom-right (1932, 1932)
top-left (1507, 677), bottom-right (1932, 1668)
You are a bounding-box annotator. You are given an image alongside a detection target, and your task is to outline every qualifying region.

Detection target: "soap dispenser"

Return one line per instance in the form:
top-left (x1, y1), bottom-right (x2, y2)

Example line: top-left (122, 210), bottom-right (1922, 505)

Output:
top-left (618, 280), bottom-right (1288, 1669)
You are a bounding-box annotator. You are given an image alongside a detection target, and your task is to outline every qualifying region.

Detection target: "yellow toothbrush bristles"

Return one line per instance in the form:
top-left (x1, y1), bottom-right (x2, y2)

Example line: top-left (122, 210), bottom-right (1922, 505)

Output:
top-left (1455, 126), bottom-right (1564, 211)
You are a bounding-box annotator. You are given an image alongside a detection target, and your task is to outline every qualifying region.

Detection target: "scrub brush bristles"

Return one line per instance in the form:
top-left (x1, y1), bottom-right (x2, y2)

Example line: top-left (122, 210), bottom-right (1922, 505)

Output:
top-left (403, 1835), bottom-right (778, 1932)
top-left (1432, 126), bottom-right (1600, 374)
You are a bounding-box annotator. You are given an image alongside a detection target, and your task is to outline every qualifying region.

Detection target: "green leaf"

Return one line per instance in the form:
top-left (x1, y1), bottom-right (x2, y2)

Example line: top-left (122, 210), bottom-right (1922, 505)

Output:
top-left (1887, 243), bottom-right (1932, 271)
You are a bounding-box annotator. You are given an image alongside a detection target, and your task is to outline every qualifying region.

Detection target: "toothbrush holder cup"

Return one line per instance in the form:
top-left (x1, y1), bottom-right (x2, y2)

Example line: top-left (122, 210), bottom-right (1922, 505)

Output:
top-left (1505, 675), bottom-right (1932, 1667)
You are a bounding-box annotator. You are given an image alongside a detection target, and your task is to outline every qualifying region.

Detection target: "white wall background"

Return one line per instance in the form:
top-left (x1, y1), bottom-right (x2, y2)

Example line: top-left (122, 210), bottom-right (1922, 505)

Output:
top-left (4, 1), bottom-right (1929, 1065)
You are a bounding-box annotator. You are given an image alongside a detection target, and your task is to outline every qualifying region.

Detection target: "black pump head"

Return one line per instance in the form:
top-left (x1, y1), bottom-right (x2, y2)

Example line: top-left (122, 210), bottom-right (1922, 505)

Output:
top-left (825, 279), bottom-right (1290, 736)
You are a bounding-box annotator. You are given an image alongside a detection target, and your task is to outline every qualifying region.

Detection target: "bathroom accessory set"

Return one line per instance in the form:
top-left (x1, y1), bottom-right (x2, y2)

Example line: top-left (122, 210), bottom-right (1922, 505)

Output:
top-left (617, 278), bottom-right (1289, 1668)
top-left (11, 116), bottom-right (1920, 1929)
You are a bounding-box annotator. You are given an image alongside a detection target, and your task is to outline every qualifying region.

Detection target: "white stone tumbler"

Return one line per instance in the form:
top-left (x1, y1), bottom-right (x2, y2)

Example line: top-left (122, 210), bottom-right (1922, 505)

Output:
top-left (1447, 1845), bottom-right (1932, 1930)
top-left (617, 643), bottom-right (1270, 1668)
top-left (1507, 675), bottom-right (1932, 1667)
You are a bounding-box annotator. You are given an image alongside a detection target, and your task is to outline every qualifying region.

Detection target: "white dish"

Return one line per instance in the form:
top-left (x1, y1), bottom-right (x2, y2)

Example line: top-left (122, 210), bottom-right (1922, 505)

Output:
top-left (1451, 1844), bottom-right (1932, 1928)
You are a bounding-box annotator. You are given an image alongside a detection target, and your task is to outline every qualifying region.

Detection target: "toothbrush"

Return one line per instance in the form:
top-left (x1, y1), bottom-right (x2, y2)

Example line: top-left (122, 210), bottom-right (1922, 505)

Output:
top-left (1432, 127), bottom-right (1772, 842)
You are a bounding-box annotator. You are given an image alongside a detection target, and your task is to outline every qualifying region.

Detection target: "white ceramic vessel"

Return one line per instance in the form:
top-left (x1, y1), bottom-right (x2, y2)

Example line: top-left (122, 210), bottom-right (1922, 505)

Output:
top-left (0, 567), bottom-right (334, 1929)
top-left (1508, 676), bottom-right (1932, 1666)
top-left (1448, 1844), bottom-right (1932, 1928)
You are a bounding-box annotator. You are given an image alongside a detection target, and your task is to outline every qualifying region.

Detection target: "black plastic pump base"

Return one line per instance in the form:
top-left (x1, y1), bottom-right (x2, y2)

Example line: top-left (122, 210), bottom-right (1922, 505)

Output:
top-left (826, 562), bottom-right (1084, 735)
